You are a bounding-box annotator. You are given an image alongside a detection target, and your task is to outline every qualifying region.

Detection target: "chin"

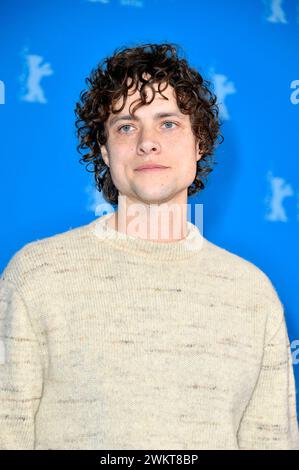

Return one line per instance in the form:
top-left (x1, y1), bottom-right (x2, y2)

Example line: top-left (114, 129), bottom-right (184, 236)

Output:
top-left (139, 194), bottom-right (176, 206)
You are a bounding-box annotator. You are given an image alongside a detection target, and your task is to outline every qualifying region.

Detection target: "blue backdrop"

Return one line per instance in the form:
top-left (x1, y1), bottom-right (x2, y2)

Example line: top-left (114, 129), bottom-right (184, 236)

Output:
top-left (1, 0), bottom-right (299, 421)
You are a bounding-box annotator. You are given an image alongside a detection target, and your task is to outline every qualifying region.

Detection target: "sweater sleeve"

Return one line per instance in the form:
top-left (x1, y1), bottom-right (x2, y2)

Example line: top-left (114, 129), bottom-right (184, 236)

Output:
top-left (0, 277), bottom-right (44, 450)
top-left (237, 298), bottom-right (299, 450)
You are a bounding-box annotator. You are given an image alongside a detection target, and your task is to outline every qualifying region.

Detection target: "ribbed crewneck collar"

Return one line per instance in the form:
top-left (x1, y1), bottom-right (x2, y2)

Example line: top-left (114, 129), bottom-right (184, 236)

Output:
top-left (87, 212), bottom-right (207, 262)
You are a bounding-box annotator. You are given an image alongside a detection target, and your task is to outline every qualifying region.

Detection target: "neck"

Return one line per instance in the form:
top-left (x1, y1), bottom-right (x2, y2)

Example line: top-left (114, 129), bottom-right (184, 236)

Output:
top-left (107, 194), bottom-right (189, 243)
top-left (89, 210), bottom-right (206, 262)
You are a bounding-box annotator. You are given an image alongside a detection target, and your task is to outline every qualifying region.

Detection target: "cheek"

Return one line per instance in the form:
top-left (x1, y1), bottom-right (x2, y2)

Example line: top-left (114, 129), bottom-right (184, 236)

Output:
top-left (108, 146), bottom-right (129, 167)
top-left (179, 158), bottom-right (198, 182)
top-left (109, 158), bottom-right (133, 188)
top-left (112, 143), bottom-right (135, 162)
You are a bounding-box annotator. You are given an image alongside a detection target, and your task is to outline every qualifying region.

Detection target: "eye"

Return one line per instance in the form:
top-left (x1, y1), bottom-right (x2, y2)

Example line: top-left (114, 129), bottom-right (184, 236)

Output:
top-left (117, 120), bottom-right (178, 134)
top-left (117, 124), bottom-right (133, 133)
top-left (162, 121), bottom-right (178, 129)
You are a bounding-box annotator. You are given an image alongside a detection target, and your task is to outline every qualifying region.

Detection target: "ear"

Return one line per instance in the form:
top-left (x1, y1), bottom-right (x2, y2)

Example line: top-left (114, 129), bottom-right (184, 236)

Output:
top-left (196, 141), bottom-right (204, 162)
top-left (100, 144), bottom-right (110, 168)
top-left (196, 151), bottom-right (204, 162)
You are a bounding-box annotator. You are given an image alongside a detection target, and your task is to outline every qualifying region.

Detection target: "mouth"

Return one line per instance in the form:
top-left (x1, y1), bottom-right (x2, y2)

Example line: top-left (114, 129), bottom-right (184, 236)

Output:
top-left (135, 167), bottom-right (169, 172)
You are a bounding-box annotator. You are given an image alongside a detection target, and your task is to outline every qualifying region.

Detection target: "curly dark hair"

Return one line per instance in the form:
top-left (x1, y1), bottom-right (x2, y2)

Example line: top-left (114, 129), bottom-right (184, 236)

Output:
top-left (74, 42), bottom-right (224, 207)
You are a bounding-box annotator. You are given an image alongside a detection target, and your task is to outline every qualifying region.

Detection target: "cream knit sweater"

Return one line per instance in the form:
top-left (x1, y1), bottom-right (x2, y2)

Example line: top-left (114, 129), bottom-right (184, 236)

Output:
top-left (0, 212), bottom-right (298, 450)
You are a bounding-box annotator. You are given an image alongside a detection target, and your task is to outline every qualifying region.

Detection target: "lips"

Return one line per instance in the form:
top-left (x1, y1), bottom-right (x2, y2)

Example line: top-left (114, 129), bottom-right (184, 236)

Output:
top-left (135, 165), bottom-right (169, 171)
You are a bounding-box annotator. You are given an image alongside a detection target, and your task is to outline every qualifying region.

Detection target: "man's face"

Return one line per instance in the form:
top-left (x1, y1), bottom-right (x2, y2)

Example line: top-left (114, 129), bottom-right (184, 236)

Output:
top-left (101, 78), bottom-right (202, 207)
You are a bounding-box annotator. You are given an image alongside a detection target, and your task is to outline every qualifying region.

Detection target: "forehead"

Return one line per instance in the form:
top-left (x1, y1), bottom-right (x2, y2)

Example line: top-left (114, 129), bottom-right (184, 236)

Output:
top-left (111, 79), bottom-right (178, 114)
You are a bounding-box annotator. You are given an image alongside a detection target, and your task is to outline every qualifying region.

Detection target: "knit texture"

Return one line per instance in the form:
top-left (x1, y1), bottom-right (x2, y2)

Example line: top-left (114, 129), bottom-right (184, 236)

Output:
top-left (0, 212), bottom-right (299, 450)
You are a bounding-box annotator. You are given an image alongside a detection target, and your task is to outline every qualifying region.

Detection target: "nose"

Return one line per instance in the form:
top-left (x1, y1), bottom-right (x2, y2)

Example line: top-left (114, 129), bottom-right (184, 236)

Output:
top-left (137, 129), bottom-right (161, 155)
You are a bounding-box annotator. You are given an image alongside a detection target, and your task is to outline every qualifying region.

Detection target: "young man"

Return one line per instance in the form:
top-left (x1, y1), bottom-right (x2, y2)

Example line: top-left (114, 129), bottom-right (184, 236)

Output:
top-left (0, 42), bottom-right (299, 450)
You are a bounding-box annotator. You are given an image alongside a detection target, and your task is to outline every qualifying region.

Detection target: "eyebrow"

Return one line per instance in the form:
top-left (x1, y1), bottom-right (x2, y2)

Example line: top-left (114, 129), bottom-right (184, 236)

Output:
top-left (108, 112), bottom-right (183, 128)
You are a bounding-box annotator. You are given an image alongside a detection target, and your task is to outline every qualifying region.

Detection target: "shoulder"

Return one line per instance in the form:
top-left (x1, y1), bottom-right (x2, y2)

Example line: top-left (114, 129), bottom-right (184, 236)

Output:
top-left (204, 238), bottom-right (278, 291)
top-left (0, 221), bottom-right (93, 288)
top-left (203, 238), bottom-right (285, 339)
